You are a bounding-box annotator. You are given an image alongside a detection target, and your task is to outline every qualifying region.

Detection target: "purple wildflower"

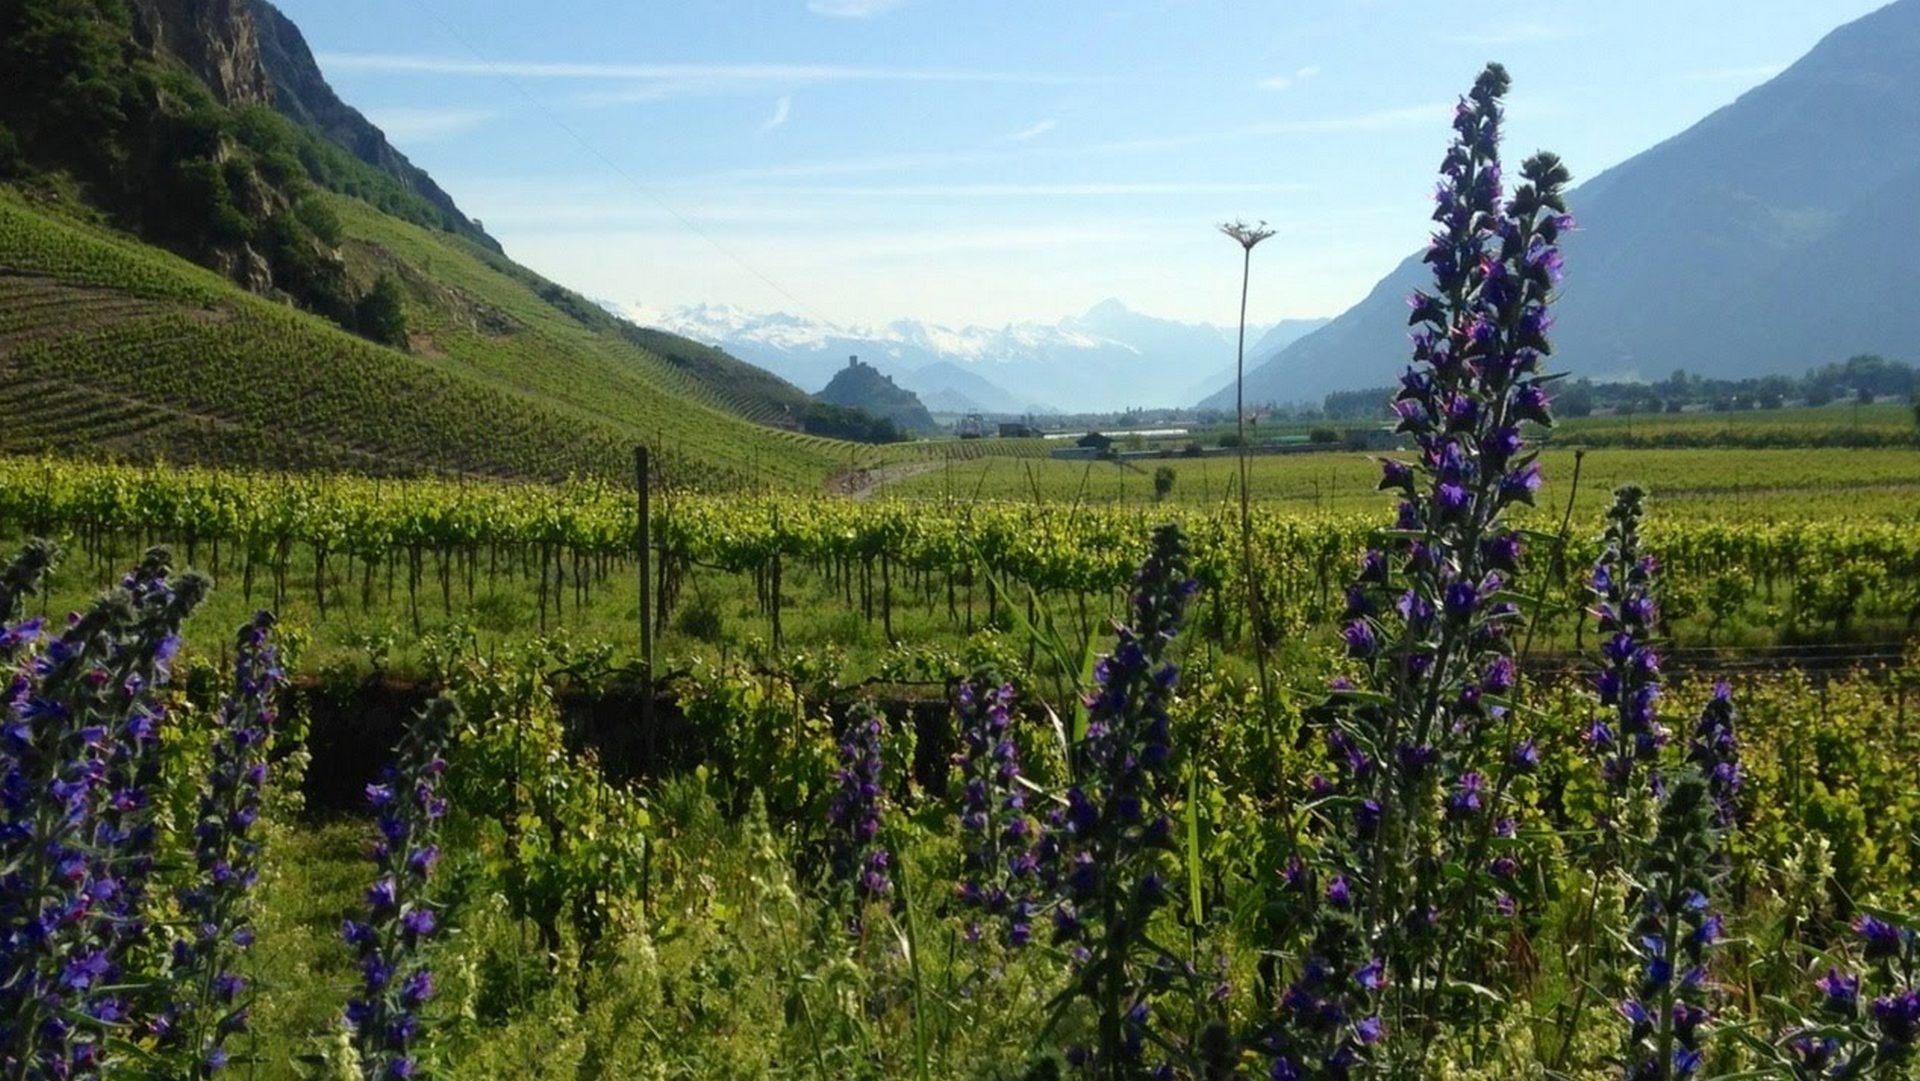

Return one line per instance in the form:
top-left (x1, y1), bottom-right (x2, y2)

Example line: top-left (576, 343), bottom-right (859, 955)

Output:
top-left (1272, 62), bottom-right (1571, 1076)
top-left (343, 700), bottom-right (454, 1081)
top-left (163, 612), bottom-right (285, 1074)
top-left (1048, 523), bottom-right (1199, 1076)
top-left (827, 705), bottom-right (891, 930)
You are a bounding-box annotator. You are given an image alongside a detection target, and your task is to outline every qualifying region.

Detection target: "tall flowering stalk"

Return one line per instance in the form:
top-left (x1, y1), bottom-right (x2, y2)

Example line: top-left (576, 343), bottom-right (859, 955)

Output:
top-left (343, 700), bottom-right (454, 1081)
top-left (0, 549), bottom-right (205, 1079)
top-left (1220, 218), bottom-right (1279, 689)
top-left (93, 552), bottom-right (209, 999)
top-left (1686, 684), bottom-right (1739, 833)
top-left (161, 611), bottom-right (286, 1077)
top-left (1780, 916), bottom-right (1918, 1077)
top-left (1048, 523), bottom-right (1198, 1080)
top-left (1283, 62), bottom-right (1572, 1072)
top-left (1617, 772), bottom-right (1728, 1081)
top-left (826, 704), bottom-right (890, 934)
top-left (1590, 486), bottom-right (1667, 803)
top-left (952, 674), bottom-right (1038, 948)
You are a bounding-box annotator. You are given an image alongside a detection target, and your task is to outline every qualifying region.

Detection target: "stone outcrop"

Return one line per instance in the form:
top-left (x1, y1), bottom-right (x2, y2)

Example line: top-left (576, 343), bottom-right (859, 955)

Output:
top-left (127, 0), bottom-right (273, 108)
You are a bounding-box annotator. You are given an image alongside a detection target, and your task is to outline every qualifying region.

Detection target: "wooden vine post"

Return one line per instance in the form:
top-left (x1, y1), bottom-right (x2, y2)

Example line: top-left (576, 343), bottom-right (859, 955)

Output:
top-left (636, 445), bottom-right (656, 768)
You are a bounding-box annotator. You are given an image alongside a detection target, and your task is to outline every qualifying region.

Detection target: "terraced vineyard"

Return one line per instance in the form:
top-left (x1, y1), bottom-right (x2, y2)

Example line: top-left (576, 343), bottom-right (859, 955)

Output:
top-left (0, 190), bottom-right (919, 489)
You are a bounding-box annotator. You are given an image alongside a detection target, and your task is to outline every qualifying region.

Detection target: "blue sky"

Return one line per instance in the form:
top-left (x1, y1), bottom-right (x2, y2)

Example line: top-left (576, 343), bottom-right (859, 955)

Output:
top-left (277, 0), bottom-right (1889, 329)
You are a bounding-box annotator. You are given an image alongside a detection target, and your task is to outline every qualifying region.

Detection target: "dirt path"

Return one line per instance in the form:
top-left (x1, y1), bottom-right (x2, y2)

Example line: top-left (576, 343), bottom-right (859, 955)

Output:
top-left (826, 461), bottom-right (943, 500)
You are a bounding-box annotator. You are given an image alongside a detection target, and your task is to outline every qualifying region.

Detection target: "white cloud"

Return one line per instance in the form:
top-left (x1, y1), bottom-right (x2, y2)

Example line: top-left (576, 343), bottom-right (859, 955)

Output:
top-left (757, 95), bottom-right (793, 136)
top-left (360, 107), bottom-right (497, 142)
top-left (1008, 119), bottom-right (1057, 142)
top-left (316, 53), bottom-right (1082, 85)
top-left (1258, 65), bottom-right (1320, 91)
top-left (806, 0), bottom-right (901, 16)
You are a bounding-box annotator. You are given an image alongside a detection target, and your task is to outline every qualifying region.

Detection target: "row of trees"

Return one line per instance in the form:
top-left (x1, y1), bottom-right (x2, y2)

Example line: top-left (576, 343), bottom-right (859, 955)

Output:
top-left (1322, 354), bottom-right (1917, 421)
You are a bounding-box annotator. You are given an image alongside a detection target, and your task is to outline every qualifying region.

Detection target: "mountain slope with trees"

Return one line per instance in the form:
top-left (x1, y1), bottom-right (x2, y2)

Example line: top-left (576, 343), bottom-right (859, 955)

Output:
top-left (0, 0), bottom-right (898, 485)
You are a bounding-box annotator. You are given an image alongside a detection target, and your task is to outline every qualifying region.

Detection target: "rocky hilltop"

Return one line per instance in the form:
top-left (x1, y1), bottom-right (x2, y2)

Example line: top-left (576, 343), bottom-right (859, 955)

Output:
top-left (817, 358), bottom-right (940, 435)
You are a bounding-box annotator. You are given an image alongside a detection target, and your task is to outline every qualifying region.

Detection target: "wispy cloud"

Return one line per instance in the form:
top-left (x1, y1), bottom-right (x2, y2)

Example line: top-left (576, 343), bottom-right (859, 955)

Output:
top-left (1444, 22), bottom-right (1575, 46)
top-left (676, 102), bottom-right (1443, 186)
top-left (360, 106), bottom-right (497, 142)
top-left (743, 181), bottom-right (1307, 198)
top-left (571, 79), bottom-right (725, 106)
top-left (1258, 65), bottom-right (1322, 91)
top-left (757, 95), bottom-right (793, 135)
top-left (317, 52), bottom-right (1085, 86)
top-left (1681, 63), bottom-right (1785, 84)
top-left (1055, 103), bottom-right (1445, 156)
top-left (806, 0), bottom-right (902, 16)
top-left (1008, 119), bottom-right (1057, 142)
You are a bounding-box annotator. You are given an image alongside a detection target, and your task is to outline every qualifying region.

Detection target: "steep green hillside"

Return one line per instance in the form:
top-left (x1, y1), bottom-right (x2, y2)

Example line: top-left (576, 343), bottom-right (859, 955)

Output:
top-left (0, 188), bottom-right (865, 487)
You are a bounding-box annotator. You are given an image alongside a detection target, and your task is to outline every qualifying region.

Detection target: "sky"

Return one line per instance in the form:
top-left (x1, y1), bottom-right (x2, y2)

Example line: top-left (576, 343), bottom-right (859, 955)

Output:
top-left (276, 0), bottom-right (1891, 330)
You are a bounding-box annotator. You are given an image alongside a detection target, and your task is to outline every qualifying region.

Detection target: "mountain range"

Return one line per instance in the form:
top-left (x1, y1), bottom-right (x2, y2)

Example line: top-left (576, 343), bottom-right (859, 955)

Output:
top-left (1203, 0), bottom-right (1920, 410)
top-left (632, 300), bottom-right (1328, 415)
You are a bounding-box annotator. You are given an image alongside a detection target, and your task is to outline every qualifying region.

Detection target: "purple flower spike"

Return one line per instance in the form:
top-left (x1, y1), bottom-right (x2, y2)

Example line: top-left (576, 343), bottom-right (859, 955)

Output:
top-left (343, 700), bottom-right (454, 1081)
top-left (827, 705), bottom-right (892, 931)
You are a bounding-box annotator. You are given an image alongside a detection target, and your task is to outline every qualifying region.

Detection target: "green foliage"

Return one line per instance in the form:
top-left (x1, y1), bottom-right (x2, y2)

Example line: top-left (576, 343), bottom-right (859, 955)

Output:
top-left (0, 0), bottom-right (134, 177)
top-left (1152, 464), bottom-right (1176, 502)
top-left (679, 660), bottom-right (838, 817)
top-left (0, 123), bottom-right (23, 179)
top-left (293, 196), bottom-right (344, 247)
top-left (800, 400), bottom-right (909, 443)
top-left (355, 272), bottom-right (408, 349)
top-left (436, 638), bottom-right (652, 963)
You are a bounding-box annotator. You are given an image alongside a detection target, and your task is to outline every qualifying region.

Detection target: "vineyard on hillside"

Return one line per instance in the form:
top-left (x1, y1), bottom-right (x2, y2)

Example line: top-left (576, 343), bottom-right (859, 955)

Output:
top-left (0, 190), bottom-right (931, 489)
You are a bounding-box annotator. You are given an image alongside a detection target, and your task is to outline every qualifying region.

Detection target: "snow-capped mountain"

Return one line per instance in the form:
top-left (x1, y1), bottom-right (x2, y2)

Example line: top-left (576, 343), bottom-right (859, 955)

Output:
top-left (625, 300), bottom-right (1328, 414)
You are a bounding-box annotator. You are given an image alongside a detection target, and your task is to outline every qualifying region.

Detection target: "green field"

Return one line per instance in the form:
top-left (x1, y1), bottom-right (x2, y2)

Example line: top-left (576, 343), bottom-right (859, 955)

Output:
top-left (884, 445), bottom-right (1920, 520)
top-left (1553, 401), bottom-right (1916, 446)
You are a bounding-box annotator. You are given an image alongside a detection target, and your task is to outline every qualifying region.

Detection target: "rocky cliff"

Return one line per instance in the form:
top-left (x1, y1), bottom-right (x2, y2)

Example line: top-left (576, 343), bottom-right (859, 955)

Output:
top-left (128, 0), bottom-right (273, 108)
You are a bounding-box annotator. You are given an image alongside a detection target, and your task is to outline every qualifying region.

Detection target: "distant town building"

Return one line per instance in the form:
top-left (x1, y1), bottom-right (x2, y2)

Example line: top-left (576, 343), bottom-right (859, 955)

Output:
top-left (1076, 431), bottom-right (1114, 451)
top-left (999, 422), bottom-right (1042, 438)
